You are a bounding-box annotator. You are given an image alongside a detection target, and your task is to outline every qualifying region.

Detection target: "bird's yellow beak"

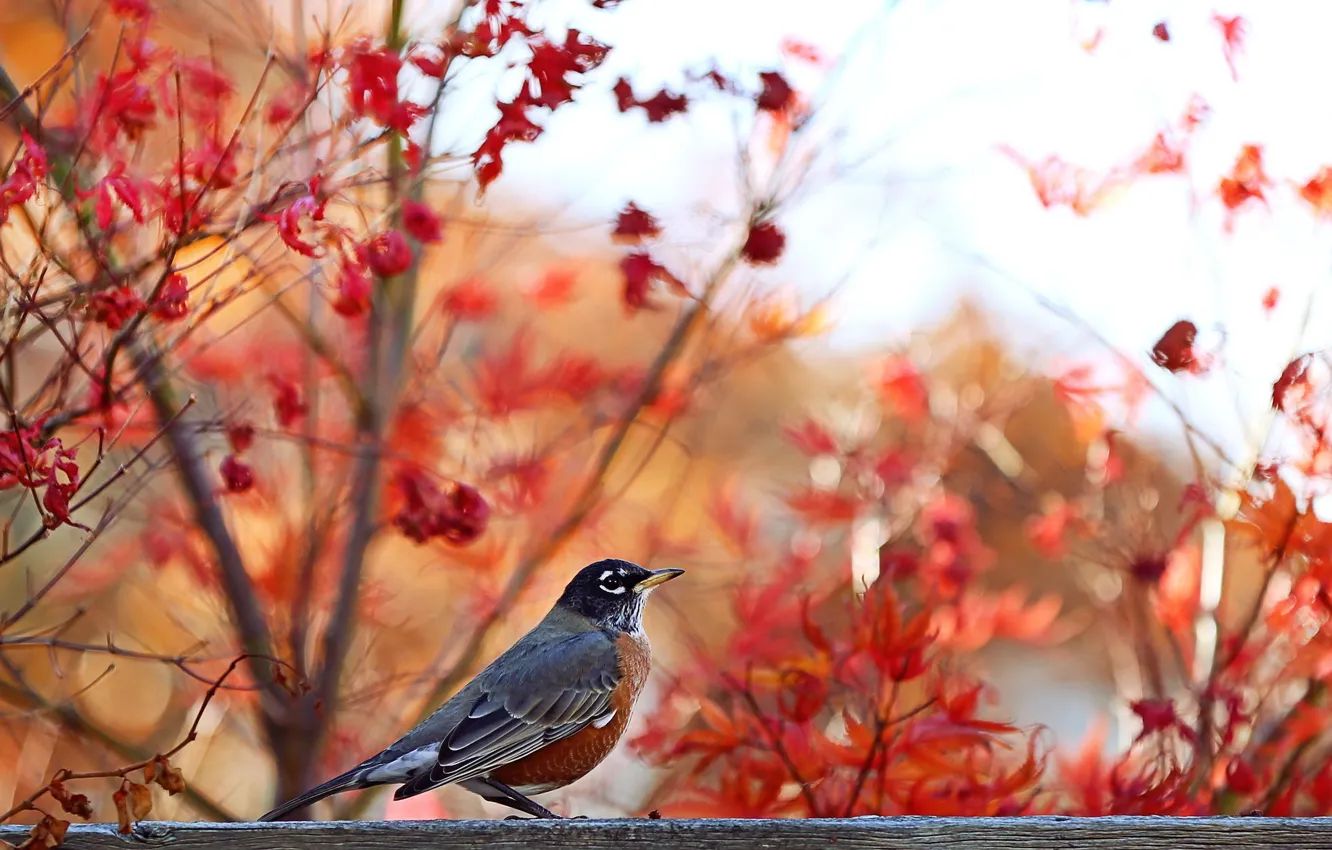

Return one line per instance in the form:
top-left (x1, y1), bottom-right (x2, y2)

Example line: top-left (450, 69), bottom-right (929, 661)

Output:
top-left (634, 568), bottom-right (685, 593)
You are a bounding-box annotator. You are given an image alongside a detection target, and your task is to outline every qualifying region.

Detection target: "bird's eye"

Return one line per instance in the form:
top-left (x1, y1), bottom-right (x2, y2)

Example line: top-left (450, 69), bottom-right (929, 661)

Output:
top-left (597, 572), bottom-right (627, 595)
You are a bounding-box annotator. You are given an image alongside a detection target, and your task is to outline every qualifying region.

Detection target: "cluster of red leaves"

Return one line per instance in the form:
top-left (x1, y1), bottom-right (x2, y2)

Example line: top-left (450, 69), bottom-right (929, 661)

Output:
top-left (389, 467), bottom-right (490, 546)
top-left (1030, 348), bottom-right (1332, 816)
top-left (0, 417), bottom-right (82, 530)
top-left (0, 132), bottom-right (47, 227)
top-left (471, 10), bottom-right (612, 191)
top-left (636, 360), bottom-right (1075, 816)
top-left (635, 554), bottom-right (1045, 817)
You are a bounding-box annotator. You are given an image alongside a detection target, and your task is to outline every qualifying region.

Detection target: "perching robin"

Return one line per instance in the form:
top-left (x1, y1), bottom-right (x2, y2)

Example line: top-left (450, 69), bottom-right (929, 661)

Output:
top-left (258, 559), bottom-right (684, 821)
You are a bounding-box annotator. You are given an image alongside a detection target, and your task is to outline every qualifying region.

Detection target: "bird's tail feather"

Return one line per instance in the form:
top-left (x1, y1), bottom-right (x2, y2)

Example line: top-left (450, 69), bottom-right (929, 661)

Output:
top-left (257, 770), bottom-right (365, 822)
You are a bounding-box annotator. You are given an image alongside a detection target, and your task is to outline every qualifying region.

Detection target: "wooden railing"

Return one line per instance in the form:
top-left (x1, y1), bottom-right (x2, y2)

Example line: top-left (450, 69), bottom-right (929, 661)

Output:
top-left (5, 816), bottom-right (1332, 850)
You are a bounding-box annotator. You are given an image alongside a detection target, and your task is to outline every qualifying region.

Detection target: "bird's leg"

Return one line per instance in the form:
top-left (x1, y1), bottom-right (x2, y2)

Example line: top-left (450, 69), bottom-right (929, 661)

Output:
top-left (469, 777), bottom-right (563, 819)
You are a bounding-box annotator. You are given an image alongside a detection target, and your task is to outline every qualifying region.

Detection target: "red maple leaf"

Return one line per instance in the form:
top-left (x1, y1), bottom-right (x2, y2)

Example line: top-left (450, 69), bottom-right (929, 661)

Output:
top-left (1213, 14), bottom-right (1247, 81)
top-left (1217, 144), bottom-right (1269, 218)
top-left (1300, 167), bottom-right (1332, 214)
top-left (612, 78), bottom-right (689, 123)
top-left (620, 251), bottom-right (684, 313)
top-left (612, 202), bottom-right (662, 243)
top-left (1149, 319), bottom-right (1198, 374)
top-left (1272, 354), bottom-right (1312, 413)
top-left (741, 221), bottom-right (786, 265)
top-left (756, 71), bottom-right (795, 113)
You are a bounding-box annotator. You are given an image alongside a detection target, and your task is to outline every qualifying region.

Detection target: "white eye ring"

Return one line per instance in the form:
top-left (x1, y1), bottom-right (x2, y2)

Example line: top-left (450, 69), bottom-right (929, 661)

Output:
top-left (599, 583), bottom-right (627, 595)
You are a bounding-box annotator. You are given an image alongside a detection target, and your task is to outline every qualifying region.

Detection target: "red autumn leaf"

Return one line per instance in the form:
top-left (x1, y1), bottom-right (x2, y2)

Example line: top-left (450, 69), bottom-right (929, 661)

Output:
top-left (1133, 132), bottom-right (1186, 175)
top-left (878, 355), bottom-right (930, 422)
top-left (998, 146), bottom-right (1121, 215)
top-left (1217, 144), bottom-right (1268, 214)
top-left (88, 286), bottom-right (147, 330)
top-left (472, 100), bottom-right (544, 192)
top-left (1213, 14), bottom-right (1246, 81)
top-left (1299, 167), bottom-right (1332, 214)
top-left (620, 251), bottom-right (684, 313)
top-left (409, 45), bottom-right (448, 78)
top-left (1127, 550), bottom-right (1169, 584)
top-left (442, 276), bottom-right (497, 321)
top-left (80, 163), bottom-right (146, 229)
top-left (488, 455), bottom-right (550, 511)
top-left (271, 192), bottom-right (326, 257)
top-left (474, 332), bottom-right (536, 415)
top-left (777, 669), bottom-right (826, 723)
top-left (526, 267), bottom-right (578, 309)
top-left (226, 421), bottom-right (255, 453)
top-left (741, 220), bottom-right (785, 265)
top-left (1262, 286), bottom-right (1280, 312)
top-left (1227, 757), bottom-right (1258, 795)
top-left (402, 199), bottom-right (443, 244)
top-left (784, 487), bottom-right (861, 524)
top-left (391, 468), bottom-right (489, 545)
top-left (612, 78), bottom-right (689, 122)
top-left (612, 202), bottom-right (661, 243)
top-left (1228, 476), bottom-right (1300, 561)
top-left (539, 354), bottom-right (605, 401)
top-left (270, 376), bottom-right (307, 427)
top-left (360, 229), bottom-right (413, 277)
top-left (109, 0), bottom-right (152, 20)
top-left (151, 273), bottom-right (190, 321)
top-left (781, 419), bottom-right (837, 456)
top-left (1149, 319), bottom-right (1197, 373)
top-left (1272, 354), bottom-right (1312, 413)
top-left (220, 455), bottom-right (254, 493)
top-left (1025, 497), bottom-right (1086, 559)
top-left (1130, 698), bottom-right (1193, 743)
top-left (756, 71), bottom-right (795, 113)
top-left (780, 37), bottom-right (826, 66)
top-left (332, 260), bottom-right (373, 317)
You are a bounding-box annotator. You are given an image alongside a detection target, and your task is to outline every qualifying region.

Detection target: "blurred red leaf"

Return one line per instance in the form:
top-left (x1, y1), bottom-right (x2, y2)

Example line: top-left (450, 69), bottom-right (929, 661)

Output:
top-left (1149, 319), bottom-right (1198, 374)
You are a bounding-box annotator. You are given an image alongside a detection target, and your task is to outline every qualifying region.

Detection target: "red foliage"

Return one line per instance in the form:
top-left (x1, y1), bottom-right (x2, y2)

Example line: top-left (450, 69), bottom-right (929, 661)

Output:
top-left (1300, 167), bottom-right (1332, 216)
top-left (1213, 14), bottom-right (1247, 81)
top-left (360, 229), bottom-right (413, 277)
top-left (613, 78), bottom-right (690, 123)
top-left (612, 202), bottom-right (662, 244)
top-left (332, 261), bottom-right (373, 317)
top-left (620, 251), bottom-right (685, 312)
top-left (1149, 319), bottom-right (1200, 374)
top-left (390, 468), bottom-right (490, 545)
top-left (1217, 144), bottom-right (1269, 225)
top-left (1262, 287), bottom-right (1281, 312)
top-left (402, 200), bottom-right (444, 244)
top-left (220, 455), bottom-right (255, 494)
top-left (741, 220), bottom-right (786, 265)
top-left (756, 71), bottom-right (795, 113)
top-left (442, 276), bottom-right (498, 321)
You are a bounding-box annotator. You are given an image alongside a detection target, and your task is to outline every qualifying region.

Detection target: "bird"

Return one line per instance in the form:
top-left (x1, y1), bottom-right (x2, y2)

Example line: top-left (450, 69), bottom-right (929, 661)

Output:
top-left (258, 559), bottom-right (684, 821)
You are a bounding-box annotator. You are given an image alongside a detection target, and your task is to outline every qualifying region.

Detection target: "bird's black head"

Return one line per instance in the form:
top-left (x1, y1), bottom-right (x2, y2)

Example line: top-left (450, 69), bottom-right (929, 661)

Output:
top-left (556, 559), bottom-right (684, 633)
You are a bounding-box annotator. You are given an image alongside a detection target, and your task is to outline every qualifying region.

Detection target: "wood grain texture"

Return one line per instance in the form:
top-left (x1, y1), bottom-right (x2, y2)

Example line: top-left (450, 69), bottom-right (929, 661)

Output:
top-left (5, 817), bottom-right (1332, 850)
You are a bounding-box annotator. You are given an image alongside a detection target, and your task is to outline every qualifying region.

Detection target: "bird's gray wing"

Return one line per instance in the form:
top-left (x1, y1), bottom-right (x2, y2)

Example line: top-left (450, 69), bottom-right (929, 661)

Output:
top-left (393, 627), bottom-right (620, 800)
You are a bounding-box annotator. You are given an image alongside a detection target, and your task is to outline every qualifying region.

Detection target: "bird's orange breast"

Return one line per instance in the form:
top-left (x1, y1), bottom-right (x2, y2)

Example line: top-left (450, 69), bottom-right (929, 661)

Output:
top-left (488, 632), bottom-right (651, 793)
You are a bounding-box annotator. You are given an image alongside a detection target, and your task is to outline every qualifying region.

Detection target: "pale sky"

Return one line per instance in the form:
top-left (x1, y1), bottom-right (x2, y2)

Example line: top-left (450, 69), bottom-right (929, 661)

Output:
top-left (450, 0), bottom-right (1332, 476)
top-left (388, 0), bottom-right (1332, 472)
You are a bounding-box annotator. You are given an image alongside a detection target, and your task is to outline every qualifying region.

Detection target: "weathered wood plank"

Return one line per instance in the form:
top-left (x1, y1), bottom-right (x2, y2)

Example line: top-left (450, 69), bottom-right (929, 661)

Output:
top-left (4, 817), bottom-right (1332, 850)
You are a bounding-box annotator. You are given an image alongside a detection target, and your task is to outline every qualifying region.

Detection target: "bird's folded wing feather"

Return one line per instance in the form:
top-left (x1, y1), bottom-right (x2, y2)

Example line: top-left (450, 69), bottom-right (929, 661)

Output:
top-left (394, 629), bottom-right (620, 799)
